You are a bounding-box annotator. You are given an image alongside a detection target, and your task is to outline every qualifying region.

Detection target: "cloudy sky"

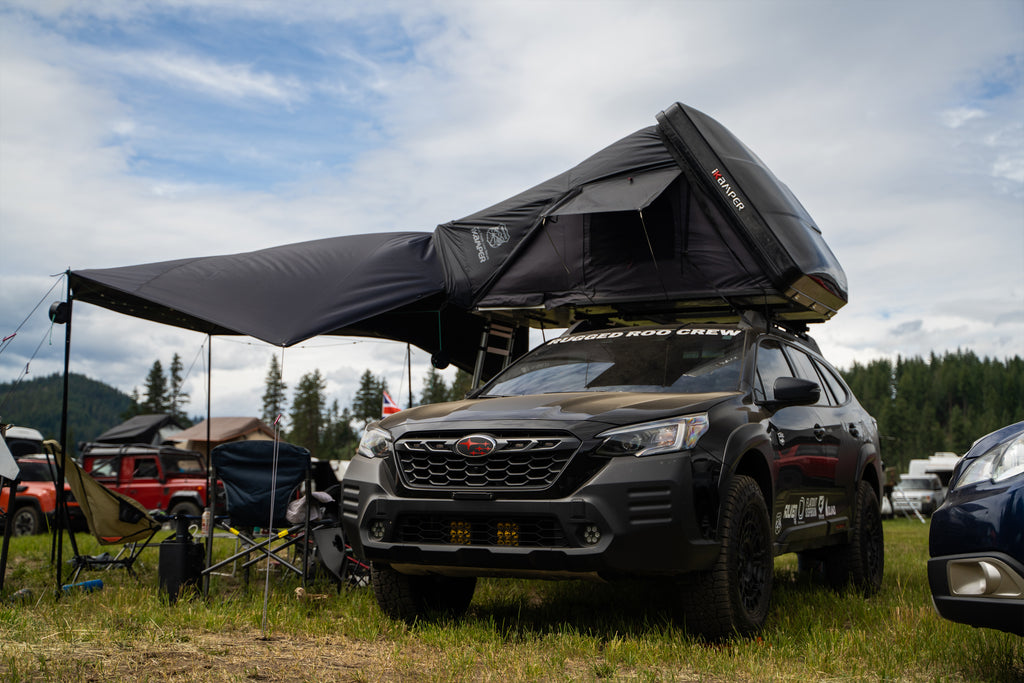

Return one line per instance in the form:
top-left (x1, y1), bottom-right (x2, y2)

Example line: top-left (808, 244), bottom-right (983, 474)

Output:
top-left (1, 1), bottom-right (1021, 426)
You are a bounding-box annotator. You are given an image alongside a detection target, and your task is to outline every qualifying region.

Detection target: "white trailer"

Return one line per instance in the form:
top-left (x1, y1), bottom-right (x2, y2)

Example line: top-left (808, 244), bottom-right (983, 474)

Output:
top-left (907, 452), bottom-right (961, 489)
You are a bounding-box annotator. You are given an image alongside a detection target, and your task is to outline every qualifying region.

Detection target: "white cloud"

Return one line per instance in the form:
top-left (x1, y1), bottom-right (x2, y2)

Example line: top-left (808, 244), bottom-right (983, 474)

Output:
top-left (131, 51), bottom-right (305, 104)
top-left (1, 1), bottom-right (1022, 422)
top-left (941, 107), bottom-right (988, 128)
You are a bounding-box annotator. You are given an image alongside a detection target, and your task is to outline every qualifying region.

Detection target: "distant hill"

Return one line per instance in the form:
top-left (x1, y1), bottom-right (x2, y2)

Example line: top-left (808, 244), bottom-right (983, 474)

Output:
top-left (0, 372), bottom-right (134, 448)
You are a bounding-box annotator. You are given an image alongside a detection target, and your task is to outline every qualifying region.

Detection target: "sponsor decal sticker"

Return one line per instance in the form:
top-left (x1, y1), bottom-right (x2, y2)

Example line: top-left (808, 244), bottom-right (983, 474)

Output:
top-left (549, 327), bottom-right (741, 345)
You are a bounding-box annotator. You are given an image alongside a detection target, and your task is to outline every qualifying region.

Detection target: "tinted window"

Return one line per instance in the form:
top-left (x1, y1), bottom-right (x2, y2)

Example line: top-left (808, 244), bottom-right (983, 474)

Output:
top-left (162, 453), bottom-right (205, 474)
top-left (133, 458), bottom-right (159, 478)
top-left (755, 341), bottom-right (793, 402)
top-left (814, 359), bottom-right (849, 405)
top-left (16, 461), bottom-right (54, 482)
top-left (786, 347), bottom-right (831, 406)
top-left (483, 327), bottom-right (746, 396)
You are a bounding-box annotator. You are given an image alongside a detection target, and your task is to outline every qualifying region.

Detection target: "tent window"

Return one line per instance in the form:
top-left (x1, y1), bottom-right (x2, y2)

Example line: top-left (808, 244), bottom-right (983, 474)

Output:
top-left (588, 189), bottom-right (675, 267)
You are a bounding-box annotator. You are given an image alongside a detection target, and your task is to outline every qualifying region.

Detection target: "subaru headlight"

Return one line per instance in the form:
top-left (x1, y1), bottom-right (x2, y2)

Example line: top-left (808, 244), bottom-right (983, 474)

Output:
top-left (596, 414), bottom-right (709, 457)
top-left (954, 434), bottom-right (1024, 489)
top-left (357, 426), bottom-right (394, 459)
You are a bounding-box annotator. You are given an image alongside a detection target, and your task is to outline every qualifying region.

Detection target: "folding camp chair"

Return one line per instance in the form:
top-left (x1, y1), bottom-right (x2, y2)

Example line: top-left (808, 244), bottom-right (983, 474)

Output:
top-left (53, 442), bottom-right (163, 583)
top-left (203, 440), bottom-right (318, 583)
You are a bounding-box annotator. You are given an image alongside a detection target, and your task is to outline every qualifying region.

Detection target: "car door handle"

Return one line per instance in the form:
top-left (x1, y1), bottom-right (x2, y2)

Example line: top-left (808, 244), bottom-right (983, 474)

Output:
top-left (813, 426), bottom-right (826, 441)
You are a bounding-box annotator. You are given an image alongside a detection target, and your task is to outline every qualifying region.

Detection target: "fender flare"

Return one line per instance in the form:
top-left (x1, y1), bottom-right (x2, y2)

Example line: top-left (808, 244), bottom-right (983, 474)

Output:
top-left (167, 491), bottom-right (204, 510)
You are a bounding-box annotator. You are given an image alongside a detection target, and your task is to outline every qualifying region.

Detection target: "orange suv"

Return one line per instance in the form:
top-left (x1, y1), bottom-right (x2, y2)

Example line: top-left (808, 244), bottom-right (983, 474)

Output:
top-left (1, 454), bottom-right (84, 536)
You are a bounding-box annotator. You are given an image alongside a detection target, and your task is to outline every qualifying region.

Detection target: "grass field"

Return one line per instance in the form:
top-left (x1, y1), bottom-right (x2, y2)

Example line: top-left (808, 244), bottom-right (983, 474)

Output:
top-left (0, 518), bottom-right (1020, 682)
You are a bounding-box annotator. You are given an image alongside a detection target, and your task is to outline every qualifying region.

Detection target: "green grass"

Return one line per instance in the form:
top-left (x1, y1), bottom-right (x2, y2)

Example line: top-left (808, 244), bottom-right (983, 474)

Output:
top-left (0, 519), bottom-right (1021, 681)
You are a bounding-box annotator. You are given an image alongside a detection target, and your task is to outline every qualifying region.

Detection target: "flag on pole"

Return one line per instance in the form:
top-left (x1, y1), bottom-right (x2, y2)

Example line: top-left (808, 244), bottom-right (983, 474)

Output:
top-left (382, 389), bottom-right (401, 416)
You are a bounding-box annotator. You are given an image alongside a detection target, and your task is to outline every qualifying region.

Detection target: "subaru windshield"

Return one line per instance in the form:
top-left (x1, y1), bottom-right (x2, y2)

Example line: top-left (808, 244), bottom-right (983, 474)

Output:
top-left (480, 326), bottom-right (748, 397)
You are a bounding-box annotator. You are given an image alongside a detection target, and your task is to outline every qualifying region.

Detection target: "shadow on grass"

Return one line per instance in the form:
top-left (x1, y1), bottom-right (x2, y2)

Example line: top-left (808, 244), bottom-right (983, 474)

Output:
top-left (450, 566), bottom-right (846, 642)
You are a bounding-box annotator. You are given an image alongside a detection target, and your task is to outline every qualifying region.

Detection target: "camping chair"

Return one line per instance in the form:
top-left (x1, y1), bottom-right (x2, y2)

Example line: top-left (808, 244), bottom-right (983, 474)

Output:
top-left (203, 440), bottom-right (319, 583)
top-left (52, 442), bottom-right (163, 583)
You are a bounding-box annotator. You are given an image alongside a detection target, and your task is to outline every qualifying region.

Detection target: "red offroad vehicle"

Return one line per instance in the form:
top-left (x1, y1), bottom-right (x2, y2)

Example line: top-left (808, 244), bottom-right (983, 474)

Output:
top-left (81, 443), bottom-right (217, 517)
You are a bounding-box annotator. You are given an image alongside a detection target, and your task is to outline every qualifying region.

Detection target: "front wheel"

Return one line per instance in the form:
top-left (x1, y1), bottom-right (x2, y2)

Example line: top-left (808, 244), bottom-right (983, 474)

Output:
top-left (12, 505), bottom-right (42, 536)
top-left (371, 563), bottom-right (476, 623)
top-left (168, 500), bottom-right (201, 519)
top-left (681, 474), bottom-right (773, 640)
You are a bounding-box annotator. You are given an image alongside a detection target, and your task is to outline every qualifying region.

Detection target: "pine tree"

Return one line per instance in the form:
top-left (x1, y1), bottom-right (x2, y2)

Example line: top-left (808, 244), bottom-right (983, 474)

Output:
top-left (288, 370), bottom-right (326, 452)
top-left (121, 387), bottom-right (143, 420)
top-left (448, 369), bottom-right (473, 401)
top-left (321, 399), bottom-right (358, 460)
top-left (352, 370), bottom-right (385, 426)
top-left (141, 360), bottom-right (168, 413)
top-left (168, 353), bottom-right (190, 420)
top-left (420, 367), bottom-right (449, 406)
top-left (261, 355), bottom-right (288, 427)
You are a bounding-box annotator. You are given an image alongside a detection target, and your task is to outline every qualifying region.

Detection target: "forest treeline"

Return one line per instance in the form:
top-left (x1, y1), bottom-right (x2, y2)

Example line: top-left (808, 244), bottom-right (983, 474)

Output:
top-left (842, 350), bottom-right (1024, 472)
top-left (3, 350), bottom-right (1021, 471)
top-left (0, 372), bottom-right (133, 448)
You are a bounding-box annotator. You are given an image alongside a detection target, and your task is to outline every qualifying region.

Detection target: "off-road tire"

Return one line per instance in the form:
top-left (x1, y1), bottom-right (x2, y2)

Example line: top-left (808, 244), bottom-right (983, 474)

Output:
top-left (12, 505), bottom-right (42, 536)
top-left (681, 474), bottom-right (772, 640)
top-left (169, 500), bottom-right (201, 519)
top-left (823, 480), bottom-right (884, 595)
top-left (371, 562), bottom-right (476, 623)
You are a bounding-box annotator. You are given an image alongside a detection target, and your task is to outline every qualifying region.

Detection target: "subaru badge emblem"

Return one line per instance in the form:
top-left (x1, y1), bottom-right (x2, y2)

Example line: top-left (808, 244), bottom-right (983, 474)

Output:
top-left (454, 434), bottom-right (497, 457)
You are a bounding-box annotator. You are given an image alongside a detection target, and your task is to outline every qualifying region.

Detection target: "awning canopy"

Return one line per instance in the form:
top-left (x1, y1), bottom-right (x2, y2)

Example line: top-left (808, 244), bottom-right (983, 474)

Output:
top-left (70, 232), bottom-right (445, 347)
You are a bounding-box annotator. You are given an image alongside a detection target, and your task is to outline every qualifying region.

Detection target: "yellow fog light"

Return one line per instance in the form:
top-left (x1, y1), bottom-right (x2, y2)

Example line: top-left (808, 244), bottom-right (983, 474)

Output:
top-left (449, 521), bottom-right (472, 545)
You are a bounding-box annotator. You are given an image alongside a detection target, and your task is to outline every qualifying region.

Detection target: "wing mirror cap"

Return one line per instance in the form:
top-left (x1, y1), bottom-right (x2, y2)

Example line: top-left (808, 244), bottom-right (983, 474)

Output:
top-left (772, 377), bottom-right (820, 406)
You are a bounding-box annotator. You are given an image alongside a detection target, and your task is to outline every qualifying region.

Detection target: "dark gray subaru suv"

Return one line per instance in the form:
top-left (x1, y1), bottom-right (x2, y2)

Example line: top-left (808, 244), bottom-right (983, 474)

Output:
top-left (342, 319), bottom-right (884, 638)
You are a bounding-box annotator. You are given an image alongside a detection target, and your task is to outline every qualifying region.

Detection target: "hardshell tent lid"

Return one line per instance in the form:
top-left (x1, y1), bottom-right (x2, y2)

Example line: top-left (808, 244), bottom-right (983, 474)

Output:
top-left (433, 102), bottom-right (847, 328)
top-left (92, 414), bottom-right (185, 446)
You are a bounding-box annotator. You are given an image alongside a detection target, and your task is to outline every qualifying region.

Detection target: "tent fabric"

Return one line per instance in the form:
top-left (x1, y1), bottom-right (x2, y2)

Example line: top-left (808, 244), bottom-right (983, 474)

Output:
top-left (546, 167), bottom-right (682, 216)
top-left (94, 414), bottom-right (185, 446)
top-left (70, 232), bottom-right (445, 347)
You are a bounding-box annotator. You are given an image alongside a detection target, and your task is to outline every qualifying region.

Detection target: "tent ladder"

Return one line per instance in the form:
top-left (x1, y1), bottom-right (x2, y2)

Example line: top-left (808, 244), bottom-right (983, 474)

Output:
top-left (471, 321), bottom-right (516, 388)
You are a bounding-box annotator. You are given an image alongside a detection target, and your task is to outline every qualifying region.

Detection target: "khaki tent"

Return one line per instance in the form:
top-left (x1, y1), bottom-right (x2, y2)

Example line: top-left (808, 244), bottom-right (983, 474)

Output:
top-left (169, 417), bottom-right (274, 460)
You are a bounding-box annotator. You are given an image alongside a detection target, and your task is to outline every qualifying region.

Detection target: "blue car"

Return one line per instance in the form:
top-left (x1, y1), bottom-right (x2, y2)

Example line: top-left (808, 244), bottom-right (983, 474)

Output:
top-left (928, 421), bottom-right (1024, 636)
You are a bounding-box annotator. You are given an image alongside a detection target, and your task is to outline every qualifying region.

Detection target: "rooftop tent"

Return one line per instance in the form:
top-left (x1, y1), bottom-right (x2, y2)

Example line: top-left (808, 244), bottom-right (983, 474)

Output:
top-left (92, 413), bottom-right (185, 446)
top-left (433, 102), bottom-right (847, 329)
